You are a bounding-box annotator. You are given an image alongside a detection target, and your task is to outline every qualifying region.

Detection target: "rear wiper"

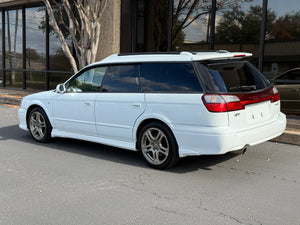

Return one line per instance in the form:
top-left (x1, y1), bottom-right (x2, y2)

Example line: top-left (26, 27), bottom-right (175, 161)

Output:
top-left (229, 85), bottom-right (257, 91)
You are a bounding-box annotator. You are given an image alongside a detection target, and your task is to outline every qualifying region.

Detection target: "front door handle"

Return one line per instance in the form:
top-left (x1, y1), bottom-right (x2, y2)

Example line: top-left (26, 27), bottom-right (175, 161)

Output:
top-left (84, 102), bottom-right (92, 106)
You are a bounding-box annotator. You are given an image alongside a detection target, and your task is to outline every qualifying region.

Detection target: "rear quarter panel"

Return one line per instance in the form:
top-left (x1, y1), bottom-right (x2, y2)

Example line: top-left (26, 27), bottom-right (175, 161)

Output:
top-left (142, 93), bottom-right (229, 127)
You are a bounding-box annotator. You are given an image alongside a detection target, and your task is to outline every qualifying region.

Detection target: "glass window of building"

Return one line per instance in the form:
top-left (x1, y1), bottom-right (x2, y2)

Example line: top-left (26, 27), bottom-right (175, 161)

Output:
top-left (0, 11), bottom-right (2, 85)
top-left (207, 0), bottom-right (263, 68)
top-left (5, 9), bottom-right (23, 88)
top-left (174, 0), bottom-right (211, 51)
top-left (264, 0), bottom-right (300, 79)
top-left (49, 4), bottom-right (72, 89)
top-left (26, 7), bottom-right (46, 90)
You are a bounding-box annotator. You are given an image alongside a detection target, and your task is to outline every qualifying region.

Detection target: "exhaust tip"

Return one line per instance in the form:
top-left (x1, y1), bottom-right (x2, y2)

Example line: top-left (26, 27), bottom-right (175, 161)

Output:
top-left (242, 145), bottom-right (250, 154)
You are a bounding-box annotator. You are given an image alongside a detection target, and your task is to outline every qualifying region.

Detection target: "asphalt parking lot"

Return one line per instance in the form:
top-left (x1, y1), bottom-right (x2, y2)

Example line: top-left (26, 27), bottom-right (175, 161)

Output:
top-left (0, 105), bottom-right (300, 225)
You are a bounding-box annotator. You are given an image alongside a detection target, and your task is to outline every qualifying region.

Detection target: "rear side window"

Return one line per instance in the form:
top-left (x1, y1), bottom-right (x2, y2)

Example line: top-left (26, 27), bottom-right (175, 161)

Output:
top-left (102, 65), bottom-right (140, 92)
top-left (198, 61), bottom-right (270, 93)
top-left (139, 63), bottom-right (202, 92)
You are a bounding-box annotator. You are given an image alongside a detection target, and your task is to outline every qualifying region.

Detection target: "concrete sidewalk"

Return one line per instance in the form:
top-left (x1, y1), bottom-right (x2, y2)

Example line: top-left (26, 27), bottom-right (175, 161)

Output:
top-left (0, 87), bottom-right (299, 145)
top-left (0, 87), bottom-right (36, 106)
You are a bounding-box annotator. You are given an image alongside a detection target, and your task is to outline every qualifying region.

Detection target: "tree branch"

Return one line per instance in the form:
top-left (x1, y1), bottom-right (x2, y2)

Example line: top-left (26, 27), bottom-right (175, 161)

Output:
top-left (43, 0), bottom-right (78, 72)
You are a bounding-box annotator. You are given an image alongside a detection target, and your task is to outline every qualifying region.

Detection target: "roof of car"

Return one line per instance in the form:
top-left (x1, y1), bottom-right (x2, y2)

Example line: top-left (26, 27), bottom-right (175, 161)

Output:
top-left (90, 51), bottom-right (252, 66)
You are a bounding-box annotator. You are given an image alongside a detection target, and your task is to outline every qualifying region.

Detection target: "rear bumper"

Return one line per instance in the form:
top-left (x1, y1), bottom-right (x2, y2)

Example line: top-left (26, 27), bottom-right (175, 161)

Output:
top-left (174, 112), bottom-right (286, 157)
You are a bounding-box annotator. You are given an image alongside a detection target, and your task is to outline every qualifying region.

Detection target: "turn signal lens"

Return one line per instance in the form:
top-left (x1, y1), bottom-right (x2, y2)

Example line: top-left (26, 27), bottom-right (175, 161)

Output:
top-left (272, 87), bottom-right (280, 102)
top-left (203, 95), bottom-right (227, 112)
top-left (202, 94), bottom-right (243, 112)
top-left (203, 95), bottom-right (225, 104)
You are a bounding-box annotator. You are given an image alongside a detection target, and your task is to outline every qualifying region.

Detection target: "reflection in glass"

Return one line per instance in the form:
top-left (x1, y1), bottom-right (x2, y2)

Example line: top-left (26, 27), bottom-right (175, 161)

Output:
top-left (176, 1), bottom-right (261, 53)
top-left (174, 0), bottom-right (211, 50)
top-left (264, 1), bottom-right (300, 78)
top-left (5, 9), bottom-right (23, 87)
top-left (49, 72), bottom-right (72, 90)
top-left (49, 3), bottom-right (71, 72)
top-left (67, 67), bottom-right (107, 93)
top-left (0, 11), bottom-right (2, 85)
top-left (102, 65), bottom-right (140, 92)
top-left (26, 7), bottom-right (46, 89)
top-left (5, 71), bottom-right (23, 88)
top-left (140, 63), bottom-right (202, 92)
top-left (48, 3), bottom-right (72, 88)
top-left (136, 0), bottom-right (145, 52)
top-left (213, 1), bottom-right (263, 67)
top-left (26, 71), bottom-right (45, 90)
top-left (0, 11), bottom-right (2, 68)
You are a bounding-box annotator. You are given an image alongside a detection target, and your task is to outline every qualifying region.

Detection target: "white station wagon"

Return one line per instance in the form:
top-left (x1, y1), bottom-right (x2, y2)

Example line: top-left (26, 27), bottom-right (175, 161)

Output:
top-left (18, 51), bottom-right (286, 169)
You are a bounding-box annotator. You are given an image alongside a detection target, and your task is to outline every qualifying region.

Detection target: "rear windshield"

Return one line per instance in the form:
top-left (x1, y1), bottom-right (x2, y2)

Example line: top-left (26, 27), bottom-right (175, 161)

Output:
top-left (196, 60), bottom-right (271, 93)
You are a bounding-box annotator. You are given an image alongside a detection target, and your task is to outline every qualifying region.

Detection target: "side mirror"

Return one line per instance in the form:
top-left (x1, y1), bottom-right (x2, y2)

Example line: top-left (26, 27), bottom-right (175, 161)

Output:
top-left (56, 84), bottom-right (66, 93)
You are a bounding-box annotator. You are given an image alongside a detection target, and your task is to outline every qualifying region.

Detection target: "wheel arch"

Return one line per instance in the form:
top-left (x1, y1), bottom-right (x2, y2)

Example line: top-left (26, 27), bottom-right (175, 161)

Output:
top-left (26, 104), bottom-right (52, 129)
top-left (135, 118), bottom-right (178, 151)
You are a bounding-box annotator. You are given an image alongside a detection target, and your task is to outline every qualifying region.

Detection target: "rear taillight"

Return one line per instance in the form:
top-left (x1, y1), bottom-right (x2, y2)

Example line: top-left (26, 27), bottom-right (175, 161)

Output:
top-left (271, 87), bottom-right (280, 102)
top-left (202, 86), bottom-right (280, 113)
top-left (202, 94), bottom-right (243, 112)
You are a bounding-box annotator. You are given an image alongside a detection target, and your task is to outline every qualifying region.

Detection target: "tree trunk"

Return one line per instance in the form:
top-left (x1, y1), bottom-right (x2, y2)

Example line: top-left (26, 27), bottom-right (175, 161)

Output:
top-left (43, 0), bottom-right (107, 72)
top-left (43, 0), bottom-right (78, 73)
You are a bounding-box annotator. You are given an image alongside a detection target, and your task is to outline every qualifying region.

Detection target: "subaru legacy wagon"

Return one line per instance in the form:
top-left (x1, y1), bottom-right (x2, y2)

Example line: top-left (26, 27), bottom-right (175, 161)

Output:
top-left (18, 51), bottom-right (286, 169)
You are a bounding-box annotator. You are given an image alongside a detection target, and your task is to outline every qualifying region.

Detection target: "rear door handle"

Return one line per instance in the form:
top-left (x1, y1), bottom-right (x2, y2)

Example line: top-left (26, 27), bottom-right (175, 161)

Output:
top-left (133, 103), bottom-right (142, 108)
top-left (84, 102), bottom-right (92, 106)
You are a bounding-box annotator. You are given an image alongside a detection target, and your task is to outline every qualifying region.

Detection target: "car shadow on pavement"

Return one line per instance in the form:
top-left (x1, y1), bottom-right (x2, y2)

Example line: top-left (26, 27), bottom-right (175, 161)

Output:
top-left (0, 124), bottom-right (240, 173)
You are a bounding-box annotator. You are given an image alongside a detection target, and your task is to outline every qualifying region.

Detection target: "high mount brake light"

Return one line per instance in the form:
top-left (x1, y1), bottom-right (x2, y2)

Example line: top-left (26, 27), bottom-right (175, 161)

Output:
top-left (202, 86), bottom-right (280, 113)
top-left (233, 54), bottom-right (246, 57)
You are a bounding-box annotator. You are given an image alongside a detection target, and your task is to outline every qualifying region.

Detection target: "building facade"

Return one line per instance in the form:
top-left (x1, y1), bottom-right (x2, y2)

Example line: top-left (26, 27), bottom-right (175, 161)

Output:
top-left (1, 0), bottom-right (300, 90)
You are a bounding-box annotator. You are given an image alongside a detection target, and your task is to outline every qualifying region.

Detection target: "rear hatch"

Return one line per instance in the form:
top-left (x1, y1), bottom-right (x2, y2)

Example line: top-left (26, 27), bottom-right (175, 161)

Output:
top-left (196, 60), bottom-right (281, 130)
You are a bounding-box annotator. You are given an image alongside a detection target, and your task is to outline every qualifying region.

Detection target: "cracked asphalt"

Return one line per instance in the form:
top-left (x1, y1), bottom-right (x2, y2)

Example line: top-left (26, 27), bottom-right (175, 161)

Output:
top-left (0, 105), bottom-right (300, 225)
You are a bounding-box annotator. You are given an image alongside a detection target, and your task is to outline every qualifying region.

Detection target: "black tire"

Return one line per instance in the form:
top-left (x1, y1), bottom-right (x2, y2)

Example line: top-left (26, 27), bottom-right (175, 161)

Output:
top-left (28, 107), bottom-right (52, 143)
top-left (138, 122), bottom-right (179, 169)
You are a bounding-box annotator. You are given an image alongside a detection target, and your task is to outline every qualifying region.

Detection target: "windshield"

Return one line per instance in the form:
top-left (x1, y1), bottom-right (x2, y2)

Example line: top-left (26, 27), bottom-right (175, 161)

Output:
top-left (196, 60), bottom-right (271, 93)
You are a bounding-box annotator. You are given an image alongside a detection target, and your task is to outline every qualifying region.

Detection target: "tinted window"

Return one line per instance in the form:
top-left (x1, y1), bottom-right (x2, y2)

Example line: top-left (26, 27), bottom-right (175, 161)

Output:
top-left (139, 63), bottom-right (202, 92)
top-left (67, 67), bottom-right (107, 93)
top-left (201, 61), bottom-right (270, 93)
top-left (278, 70), bottom-right (300, 81)
top-left (102, 65), bottom-right (140, 92)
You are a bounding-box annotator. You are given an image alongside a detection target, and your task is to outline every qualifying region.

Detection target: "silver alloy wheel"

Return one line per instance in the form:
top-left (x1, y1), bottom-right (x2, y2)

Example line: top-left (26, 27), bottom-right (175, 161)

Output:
top-left (141, 127), bottom-right (169, 165)
top-left (29, 111), bottom-right (46, 141)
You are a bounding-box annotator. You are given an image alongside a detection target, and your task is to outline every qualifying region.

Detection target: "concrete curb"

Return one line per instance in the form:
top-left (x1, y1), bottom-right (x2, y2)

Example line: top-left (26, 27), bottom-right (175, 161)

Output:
top-left (273, 117), bottom-right (300, 145)
top-left (0, 97), bottom-right (22, 106)
top-left (273, 130), bottom-right (300, 146)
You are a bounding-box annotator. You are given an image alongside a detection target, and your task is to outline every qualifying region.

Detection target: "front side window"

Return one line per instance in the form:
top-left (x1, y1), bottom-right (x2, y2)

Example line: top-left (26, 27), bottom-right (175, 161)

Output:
top-left (101, 65), bottom-right (140, 92)
top-left (139, 63), bottom-right (202, 92)
top-left (67, 67), bottom-right (107, 93)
